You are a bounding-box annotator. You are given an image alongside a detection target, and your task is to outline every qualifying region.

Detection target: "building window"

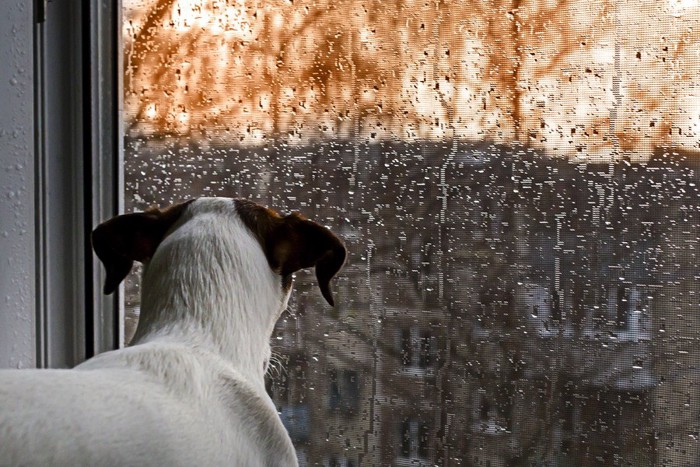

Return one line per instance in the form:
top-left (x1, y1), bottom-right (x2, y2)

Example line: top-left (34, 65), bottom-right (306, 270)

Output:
top-left (616, 285), bottom-right (629, 329)
top-left (400, 328), bottom-right (435, 373)
top-left (326, 456), bottom-right (356, 467)
top-left (418, 331), bottom-right (432, 369)
top-left (400, 330), bottom-right (413, 367)
top-left (329, 368), bottom-right (360, 415)
top-left (399, 418), bottom-right (430, 460)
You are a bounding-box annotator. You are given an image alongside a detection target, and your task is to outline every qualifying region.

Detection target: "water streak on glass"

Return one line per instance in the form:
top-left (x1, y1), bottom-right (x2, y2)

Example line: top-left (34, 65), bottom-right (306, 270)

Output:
top-left (123, 1), bottom-right (700, 464)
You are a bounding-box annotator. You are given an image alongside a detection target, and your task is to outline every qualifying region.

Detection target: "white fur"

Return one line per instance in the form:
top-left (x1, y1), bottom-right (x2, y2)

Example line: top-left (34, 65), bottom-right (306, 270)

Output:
top-left (0, 198), bottom-right (299, 466)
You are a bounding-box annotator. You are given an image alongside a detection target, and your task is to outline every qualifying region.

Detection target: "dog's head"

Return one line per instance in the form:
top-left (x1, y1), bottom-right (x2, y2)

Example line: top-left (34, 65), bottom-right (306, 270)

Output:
top-left (91, 198), bottom-right (347, 307)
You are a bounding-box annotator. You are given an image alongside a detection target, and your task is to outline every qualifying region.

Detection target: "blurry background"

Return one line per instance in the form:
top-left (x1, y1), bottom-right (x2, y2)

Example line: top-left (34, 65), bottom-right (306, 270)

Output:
top-left (123, 1), bottom-right (700, 465)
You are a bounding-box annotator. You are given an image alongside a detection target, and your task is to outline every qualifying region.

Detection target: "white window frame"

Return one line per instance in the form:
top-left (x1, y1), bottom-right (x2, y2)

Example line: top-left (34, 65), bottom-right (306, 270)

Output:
top-left (0, 0), bottom-right (121, 369)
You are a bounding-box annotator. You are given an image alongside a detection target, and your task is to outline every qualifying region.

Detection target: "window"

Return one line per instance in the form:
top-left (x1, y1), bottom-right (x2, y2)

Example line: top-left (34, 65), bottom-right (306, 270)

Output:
top-left (328, 368), bottom-right (360, 415)
top-left (120, 1), bottom-right (699, 465)
top-left (400, 329), bottom-right (412, 367)
top-left (325, 455), bottom-right (355, 467)
top-left (0, 1), bottom-right (119, 369)
top-left (399, 418), bottom-right (430, 462)
top-left (417, 331), bottom-right (432, 369)
top-left (399, 327), bottom-right (435, 374)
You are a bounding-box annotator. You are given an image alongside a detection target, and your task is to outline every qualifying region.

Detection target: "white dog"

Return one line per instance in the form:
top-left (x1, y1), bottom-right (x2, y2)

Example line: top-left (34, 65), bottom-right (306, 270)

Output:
top-left (0, 197), bottom-right (346, 466)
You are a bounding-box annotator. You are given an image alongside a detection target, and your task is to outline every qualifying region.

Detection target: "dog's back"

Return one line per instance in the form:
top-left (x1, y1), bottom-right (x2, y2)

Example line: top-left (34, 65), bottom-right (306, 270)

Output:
top-left (0, 344), bottom-right (296, 467)
top-left (1, 366), bottom-right (194, 466)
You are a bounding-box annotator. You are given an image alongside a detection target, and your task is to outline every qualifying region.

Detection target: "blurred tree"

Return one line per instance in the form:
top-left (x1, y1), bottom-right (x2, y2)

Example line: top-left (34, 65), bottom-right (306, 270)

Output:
top-left (124, 0), bottom-right (699, 157)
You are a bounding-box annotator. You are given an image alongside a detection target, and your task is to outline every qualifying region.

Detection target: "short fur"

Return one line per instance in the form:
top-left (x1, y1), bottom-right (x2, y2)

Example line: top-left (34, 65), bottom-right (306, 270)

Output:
top-left (0, 197), bottom-right (346, 466)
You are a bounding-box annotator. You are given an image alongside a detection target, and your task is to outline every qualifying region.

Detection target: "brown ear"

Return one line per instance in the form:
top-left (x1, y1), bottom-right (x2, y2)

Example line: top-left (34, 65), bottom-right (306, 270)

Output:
top-left (236, 200), bottom-right (347, 306)
top-left (91, 200), bottom-right (194, 295)
top-left (271, 213), bottom-right (347, 306)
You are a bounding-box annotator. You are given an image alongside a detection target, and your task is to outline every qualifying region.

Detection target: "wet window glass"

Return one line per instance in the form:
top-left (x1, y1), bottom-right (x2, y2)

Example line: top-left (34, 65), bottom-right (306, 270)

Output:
top-left (123, 1), bottom-right (700, 464)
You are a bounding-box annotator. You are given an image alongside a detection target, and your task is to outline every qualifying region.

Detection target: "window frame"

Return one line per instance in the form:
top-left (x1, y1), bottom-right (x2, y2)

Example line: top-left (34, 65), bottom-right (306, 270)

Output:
top-left (27, 0), bottom-right (121, 368)
top-left (82, 0), bottom-right (124, 355)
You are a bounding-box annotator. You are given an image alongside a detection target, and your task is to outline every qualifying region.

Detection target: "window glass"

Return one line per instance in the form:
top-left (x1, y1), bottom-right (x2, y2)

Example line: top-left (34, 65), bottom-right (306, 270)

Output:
top-left (123, 1), bottom-right (700, 464)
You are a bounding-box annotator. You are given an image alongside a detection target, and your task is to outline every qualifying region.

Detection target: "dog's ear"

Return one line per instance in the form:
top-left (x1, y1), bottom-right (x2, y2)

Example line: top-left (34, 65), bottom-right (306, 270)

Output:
top-left (236, 200), bottom-right (347, 306)
top-left (271, 213), bottom-right (347, 307)
top-left (91, 200), bottom-right (194, 295)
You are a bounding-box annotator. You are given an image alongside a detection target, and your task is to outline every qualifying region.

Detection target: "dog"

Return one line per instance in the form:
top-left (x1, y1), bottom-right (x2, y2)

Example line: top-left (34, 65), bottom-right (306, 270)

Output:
top-left (0, 197), bottom-right (347, 466)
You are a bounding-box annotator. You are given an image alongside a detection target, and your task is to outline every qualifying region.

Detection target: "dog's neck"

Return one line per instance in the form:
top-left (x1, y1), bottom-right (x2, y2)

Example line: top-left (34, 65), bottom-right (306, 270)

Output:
top-left (130, 213), bottom-right (285, 384)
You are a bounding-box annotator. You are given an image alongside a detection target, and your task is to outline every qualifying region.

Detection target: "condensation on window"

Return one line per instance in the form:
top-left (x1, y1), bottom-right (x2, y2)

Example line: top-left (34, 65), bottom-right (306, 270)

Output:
top-left (123, 1), bottom-right (700, 465)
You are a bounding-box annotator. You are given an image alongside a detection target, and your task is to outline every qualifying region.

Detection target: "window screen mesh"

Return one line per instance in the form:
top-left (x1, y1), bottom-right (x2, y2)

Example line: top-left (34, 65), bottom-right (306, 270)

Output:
top-left (123, 1), bottom-right (700, 464)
